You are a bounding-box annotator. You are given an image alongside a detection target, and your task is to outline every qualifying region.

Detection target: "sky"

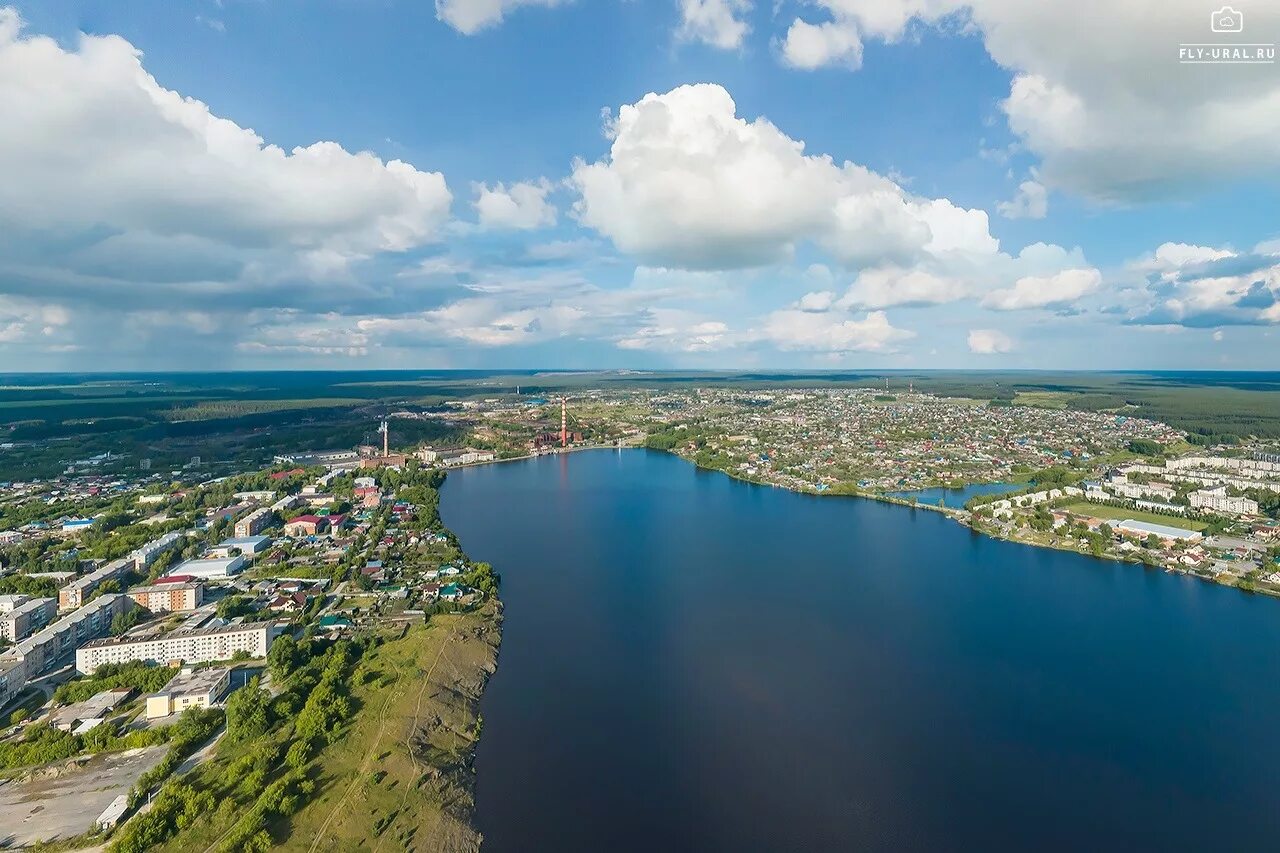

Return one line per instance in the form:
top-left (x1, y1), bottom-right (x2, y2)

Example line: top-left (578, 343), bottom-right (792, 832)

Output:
top-left (0, 0), bottom-right (1278, 371)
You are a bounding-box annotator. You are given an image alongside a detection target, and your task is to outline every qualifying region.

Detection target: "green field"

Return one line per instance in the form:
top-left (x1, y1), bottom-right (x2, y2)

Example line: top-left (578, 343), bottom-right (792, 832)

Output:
top-left (1060, 501), bottom-right (1209, 532)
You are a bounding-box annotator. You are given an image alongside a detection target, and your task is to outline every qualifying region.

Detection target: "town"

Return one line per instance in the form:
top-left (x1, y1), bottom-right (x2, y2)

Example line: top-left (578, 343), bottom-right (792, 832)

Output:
top-left (1, 387), bottom-right (1279, 848)
top-left (0, 437), bottom-right (500, 850)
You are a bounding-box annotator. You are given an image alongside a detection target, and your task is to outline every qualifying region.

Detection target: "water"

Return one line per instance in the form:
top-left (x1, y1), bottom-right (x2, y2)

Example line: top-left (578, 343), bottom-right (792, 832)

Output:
top-left (885, 481), bottom-right (1020, 506)
top-left (441, 449), bottom-right (1280, 852)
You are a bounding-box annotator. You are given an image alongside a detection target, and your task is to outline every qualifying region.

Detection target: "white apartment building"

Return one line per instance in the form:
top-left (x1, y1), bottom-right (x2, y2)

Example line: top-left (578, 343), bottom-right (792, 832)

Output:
top-left (76, 622), bottom-right (274, 673)
top-left (1189, 488), bottom-right (1259, 516)
top-left (130, 531), bottom-right (184, 571)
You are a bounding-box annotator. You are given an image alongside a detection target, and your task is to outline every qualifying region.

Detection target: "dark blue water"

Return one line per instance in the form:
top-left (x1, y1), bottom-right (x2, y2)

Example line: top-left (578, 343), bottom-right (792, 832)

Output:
top-left (885, 481), bottom-right (1019, 506)
top-left (442, 450), bottom-right (1280, 853)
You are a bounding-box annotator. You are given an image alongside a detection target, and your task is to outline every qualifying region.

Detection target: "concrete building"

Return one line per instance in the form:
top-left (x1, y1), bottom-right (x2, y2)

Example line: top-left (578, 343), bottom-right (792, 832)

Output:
top-left (167, 554), bottom-right (246, 580)
top-left (0, 596), bottom-right (56, 642)
top-left (76, 622), bottom-right (273, 672)
top-left (127, 582), bottom-right (204, 613)
top-left (145, 667), bottom-right (231, 719)
top-left (129, 531), bottom-right (183, 572)
top-left (1189, 487), bottom-right (1259, 516)
top-left (1115, 519), bottom-right (1203, 543)
top-left (0, 657), bottom-right (26, 708)
top-left (234, 507), bottom-right (272, 538)
top-left (209, 536), bottom-right (271, 558)
top-left (59, 558), bottom-right (131, 609)
top-left (0, 594), bottom-right (134, 693)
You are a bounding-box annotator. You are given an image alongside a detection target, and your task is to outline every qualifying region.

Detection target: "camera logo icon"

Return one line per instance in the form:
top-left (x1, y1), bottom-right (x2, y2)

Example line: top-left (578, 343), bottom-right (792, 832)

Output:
top-left (1210, 6), bottom-right (1244, 32)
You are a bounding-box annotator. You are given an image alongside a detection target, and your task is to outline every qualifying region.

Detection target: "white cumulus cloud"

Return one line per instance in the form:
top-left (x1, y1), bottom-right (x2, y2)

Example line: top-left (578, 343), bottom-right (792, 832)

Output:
top-left (434, 0), bottom-right (567, 35)
top-left (677, 0), bottom-right (752, 50)
top-left (968, 328), bottom-right (1014, 354)
top-left (779, 18), bottom-right (862, 70)
top-left (761, 308), bottom-right (914, 353)
top-left (570, 83), bottom-right (998, 271)
top-left (0, 8), bottom-right (452, 277)
top-left (982, 268), bottom-right (1101, 311)
top-left (474, 179), bottom-right (558, 230)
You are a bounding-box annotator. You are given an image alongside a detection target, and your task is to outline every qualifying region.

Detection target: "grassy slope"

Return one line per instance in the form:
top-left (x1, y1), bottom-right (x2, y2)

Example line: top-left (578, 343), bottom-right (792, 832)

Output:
top-left (279, 606), bottom-right (501, 853)
top-left (150, 605), bottom-right (501, 853)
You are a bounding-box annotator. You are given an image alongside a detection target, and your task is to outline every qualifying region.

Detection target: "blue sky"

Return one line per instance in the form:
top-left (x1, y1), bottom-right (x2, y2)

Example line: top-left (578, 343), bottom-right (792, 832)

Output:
top-left (1, 0), bottom-right (1278, 370)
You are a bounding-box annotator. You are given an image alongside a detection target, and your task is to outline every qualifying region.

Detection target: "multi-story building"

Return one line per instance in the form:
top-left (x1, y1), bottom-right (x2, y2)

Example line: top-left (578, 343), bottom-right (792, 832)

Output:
top-left (76, 622), bottom-right (274, 673)
top-left (130, 531), bottom-right (184, 572)
top-left (0, 596), bottom-right (57, 642)
top-left (0, 594), bottom-right (134, 692)
top-left (1189, 488), bottom-right (1260, 516)
top-left (0, 657), bottom-right (27, 708)
top-left (234, 507), bottom-right (272, 538)
top-left (127, 582), bottom-right (204, 613)
top-left (59, 558), bottom-right (131, 609)
top-left (145, 667), bottom-right (231, 719)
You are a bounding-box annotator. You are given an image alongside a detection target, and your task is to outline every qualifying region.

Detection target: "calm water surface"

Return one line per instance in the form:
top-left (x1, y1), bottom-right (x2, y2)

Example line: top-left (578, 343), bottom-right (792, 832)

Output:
top-left (441, 449), bottom-right (1280, 852)
top-left (885, 481), bottom-right (1019, 507)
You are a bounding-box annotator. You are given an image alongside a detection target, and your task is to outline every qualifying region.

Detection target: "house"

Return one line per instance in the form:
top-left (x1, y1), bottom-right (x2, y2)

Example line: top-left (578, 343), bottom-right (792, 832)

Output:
top-left (267, 591), bottom-right (311, 612)
top-left (317, 614), bottom-right (353, 633)
top-left (439, 583), bottom-right (465, 601)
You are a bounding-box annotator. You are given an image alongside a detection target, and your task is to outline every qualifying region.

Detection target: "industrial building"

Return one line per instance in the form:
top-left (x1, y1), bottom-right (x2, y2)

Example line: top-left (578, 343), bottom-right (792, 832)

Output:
top-left (145, 667), bottom-right (231, 719)
top-left (167, 554), bottom-right (246, 579)
top-left (127, 582), bottom-right (204, 613)
top-left (1115, 519), bottom-right (1204, 543)
top-left (209, 535), bottom-right (271, 558)
top-left (0, 596), bottom-right (56, 642)
top-left (76, 622), bottom-right (274, 672)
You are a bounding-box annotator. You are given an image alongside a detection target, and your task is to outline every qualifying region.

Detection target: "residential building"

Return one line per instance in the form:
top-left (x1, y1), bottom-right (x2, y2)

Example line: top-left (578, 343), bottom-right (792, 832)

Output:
top-left (0, 596), bottom-right (56, 642)
top-left (129, 531), bottom-right (184, 572)
top-left (59, 557), bottom-right (131, 609)
top-left (234, 507), bottom-right (272, 538)
top-left (127, 582), bottom-right (204, 613)
top-left (1, 594), bottom-right (134, 687)
top-left (76, 622), bottom-right (274, 673)
top-left (1189, 488), bottom-right (1260, 516)
top-left (145, 667), bottom-right (231, 719)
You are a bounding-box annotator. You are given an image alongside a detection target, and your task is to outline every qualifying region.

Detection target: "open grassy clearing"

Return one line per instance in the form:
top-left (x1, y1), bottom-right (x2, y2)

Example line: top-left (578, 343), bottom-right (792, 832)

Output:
top-left (1060, 501), bottom-right (1209, 531)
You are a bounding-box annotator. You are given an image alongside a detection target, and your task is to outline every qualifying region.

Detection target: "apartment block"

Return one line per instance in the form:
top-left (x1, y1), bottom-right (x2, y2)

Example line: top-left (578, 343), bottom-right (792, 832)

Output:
top-left (0, 597), bottom-right (56, 642)
top-left (76, 622), bottom-right (274, 673)
top-left (234, 507), bottom-right (272, 538)
top-left (127, 582), bottom-right (204, 613)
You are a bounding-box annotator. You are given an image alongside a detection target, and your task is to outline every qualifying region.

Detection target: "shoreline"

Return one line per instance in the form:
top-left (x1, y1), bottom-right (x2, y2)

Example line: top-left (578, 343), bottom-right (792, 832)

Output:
top-left (630, 446), bottom-right (1277, 600)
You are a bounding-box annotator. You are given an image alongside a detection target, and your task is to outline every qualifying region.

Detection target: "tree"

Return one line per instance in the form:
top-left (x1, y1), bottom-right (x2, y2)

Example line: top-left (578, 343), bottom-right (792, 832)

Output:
top-left (268, 634), bottom-right (302, 681)
top-left (225, 678), bottom-right (271, 742)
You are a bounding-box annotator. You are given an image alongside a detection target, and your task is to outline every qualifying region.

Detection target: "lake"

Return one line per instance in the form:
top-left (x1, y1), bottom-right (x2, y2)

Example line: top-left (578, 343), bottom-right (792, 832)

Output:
top-left (441, 449), bottom-right (1280, 852)
top-left (885, 481), bottom-right (1020, 507)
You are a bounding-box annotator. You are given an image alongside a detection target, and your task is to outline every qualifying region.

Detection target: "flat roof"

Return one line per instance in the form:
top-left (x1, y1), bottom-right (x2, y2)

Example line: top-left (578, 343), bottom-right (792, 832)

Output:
top-left (1117, 519), bottom-right (1202, 539)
